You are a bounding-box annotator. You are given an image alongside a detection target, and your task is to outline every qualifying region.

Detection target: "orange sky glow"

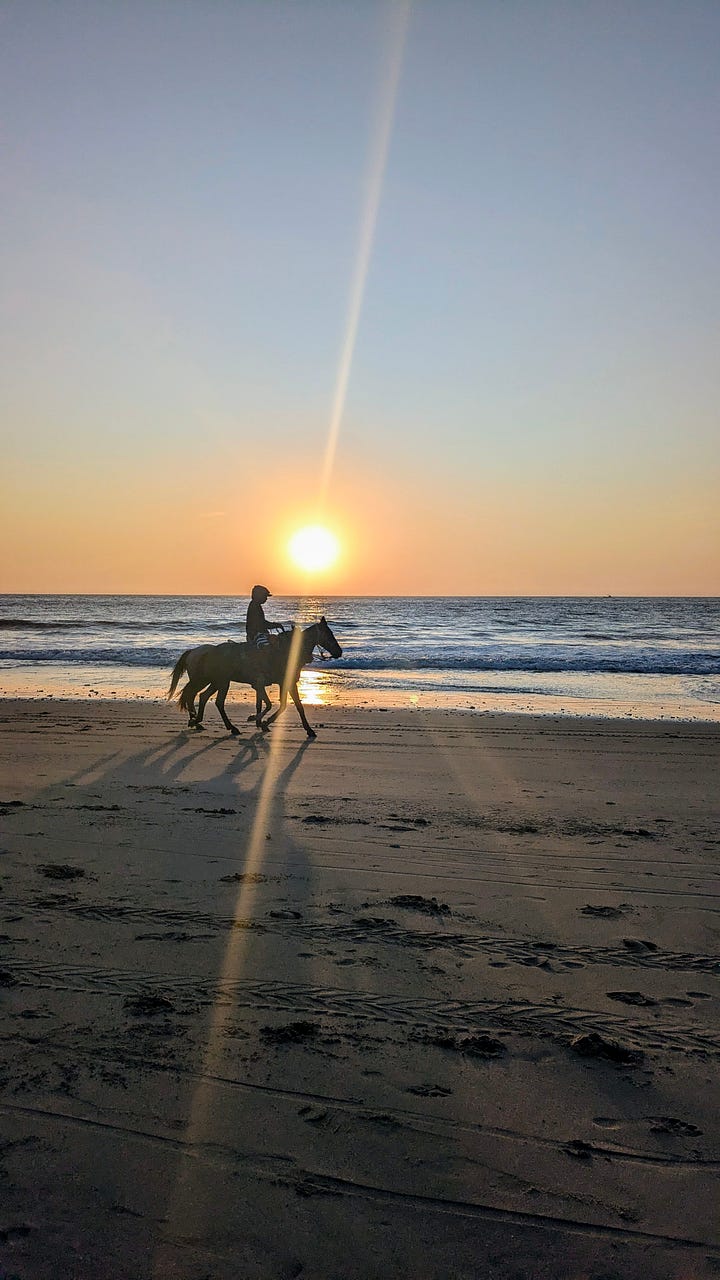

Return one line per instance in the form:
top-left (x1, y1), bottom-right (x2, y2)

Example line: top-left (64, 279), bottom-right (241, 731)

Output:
top-left (3, 442), bottom-right (717, 597)
top-left (3, 4), bottom-right (719, 599)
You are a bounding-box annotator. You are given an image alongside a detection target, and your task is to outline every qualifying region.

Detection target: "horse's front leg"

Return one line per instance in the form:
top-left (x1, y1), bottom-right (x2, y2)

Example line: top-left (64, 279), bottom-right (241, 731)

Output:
top-left (290, 682), bottom-right (316, 738)
top-left (246, 684), bottom-right (270, 730)
top-left (215, 683), bottom-right (239, 734)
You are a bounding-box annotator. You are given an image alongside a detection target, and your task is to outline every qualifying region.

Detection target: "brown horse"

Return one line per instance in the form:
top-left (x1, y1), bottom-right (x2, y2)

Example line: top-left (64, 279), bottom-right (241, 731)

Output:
top-left (167, 618), bottom-right (342, 738)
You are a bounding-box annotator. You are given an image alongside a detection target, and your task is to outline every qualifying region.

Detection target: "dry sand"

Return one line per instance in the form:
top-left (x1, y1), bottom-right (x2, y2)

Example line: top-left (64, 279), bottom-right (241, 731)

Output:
top-left (0, 698), bottom-right (718, 1279)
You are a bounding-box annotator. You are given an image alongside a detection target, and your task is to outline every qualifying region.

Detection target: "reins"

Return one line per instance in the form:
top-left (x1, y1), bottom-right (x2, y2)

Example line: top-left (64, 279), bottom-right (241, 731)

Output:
top-left (276, 620), bottom-right (336, 664)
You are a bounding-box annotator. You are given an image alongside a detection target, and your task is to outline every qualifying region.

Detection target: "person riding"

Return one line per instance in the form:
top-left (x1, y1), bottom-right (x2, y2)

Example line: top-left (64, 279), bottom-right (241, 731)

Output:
top-left (246, 584), bottom-right (274, 651)
top-left (246, 584), bottom-right (282, 685)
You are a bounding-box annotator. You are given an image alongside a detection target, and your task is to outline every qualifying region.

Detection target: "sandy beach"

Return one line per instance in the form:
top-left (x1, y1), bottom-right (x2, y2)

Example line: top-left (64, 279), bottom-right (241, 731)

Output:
top-left (1, 698), bottom-right (718, 1279)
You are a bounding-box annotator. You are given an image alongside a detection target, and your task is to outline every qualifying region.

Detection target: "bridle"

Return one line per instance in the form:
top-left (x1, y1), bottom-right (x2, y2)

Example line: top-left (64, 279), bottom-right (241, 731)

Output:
top-left (308, 622), bottom-right (330, 662)
top-left (279, 620), bottom-right (337, 663)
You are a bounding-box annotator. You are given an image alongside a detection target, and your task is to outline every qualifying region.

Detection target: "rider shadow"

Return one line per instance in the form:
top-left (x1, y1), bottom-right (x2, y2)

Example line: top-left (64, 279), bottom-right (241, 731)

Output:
top-left (118, 721), bottom-right (267, 791)
top-left (217, 731), bottom-right (312, 827)
top-left (207, 733), bottom-right (316, 911)
top-left (216, 728), bottom-right (271, 783)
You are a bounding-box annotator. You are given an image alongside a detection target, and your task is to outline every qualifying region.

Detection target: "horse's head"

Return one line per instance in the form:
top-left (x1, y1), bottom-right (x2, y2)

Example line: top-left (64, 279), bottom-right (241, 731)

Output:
top-left (316, 616), bottom-right (342, 659)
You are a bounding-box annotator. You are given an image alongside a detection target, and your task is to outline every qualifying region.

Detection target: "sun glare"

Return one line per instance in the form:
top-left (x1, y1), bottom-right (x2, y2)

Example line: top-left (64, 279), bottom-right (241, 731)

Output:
top-left (288, 524), bottom-right (340, 573)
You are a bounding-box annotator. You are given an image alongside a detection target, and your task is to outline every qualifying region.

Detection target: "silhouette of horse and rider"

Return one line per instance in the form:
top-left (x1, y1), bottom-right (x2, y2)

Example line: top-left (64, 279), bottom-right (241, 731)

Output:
top-left (168, 585), bottom-right (342, 738)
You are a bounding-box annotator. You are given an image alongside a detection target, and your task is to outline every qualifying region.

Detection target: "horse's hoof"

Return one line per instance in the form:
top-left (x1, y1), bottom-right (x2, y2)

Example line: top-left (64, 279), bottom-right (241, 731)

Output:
top-left (195, 723), bottom-right (205, 731)
top-left (246, 714), bottom-right (256, 722)
top-left (260, 722), bottom-right (270, 734)
top-left (307, 730), bottom-right (317, 739)
top-left (229, 726), bottom-right (240, 736)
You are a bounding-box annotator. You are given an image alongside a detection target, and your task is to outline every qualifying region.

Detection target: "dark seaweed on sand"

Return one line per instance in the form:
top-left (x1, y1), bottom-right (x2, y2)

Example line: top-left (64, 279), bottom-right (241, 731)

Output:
top-left (260, 1021), bottom-right (319, 1044)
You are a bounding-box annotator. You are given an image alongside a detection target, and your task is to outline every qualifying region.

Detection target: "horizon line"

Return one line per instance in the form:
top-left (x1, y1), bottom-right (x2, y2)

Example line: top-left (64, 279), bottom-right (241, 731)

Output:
top-left (1, 592), bottom-right (718, 602)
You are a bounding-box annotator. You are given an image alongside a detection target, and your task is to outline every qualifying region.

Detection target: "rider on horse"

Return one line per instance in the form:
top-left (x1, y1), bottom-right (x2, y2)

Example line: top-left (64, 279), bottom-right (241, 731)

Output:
top-left (246, 585), bottom-right (282, 684)
top-left (246, 584), bottom-right (274, 649)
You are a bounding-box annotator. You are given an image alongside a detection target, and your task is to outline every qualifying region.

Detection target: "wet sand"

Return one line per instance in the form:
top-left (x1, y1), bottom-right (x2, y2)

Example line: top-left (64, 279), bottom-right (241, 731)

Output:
top-left (1, 699), bottom-right (719, 1279)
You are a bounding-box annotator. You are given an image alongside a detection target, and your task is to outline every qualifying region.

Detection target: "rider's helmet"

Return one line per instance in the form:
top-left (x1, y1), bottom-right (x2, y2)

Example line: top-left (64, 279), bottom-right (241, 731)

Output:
top-left (251, 584), bottom-right (271, 602)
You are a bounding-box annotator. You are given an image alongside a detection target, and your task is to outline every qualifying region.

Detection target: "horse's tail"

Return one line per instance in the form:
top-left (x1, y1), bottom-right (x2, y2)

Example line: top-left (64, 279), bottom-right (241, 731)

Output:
top-left (167, 651), bottom-right (190, 701)
top-left (178, 682), bottom-right (195, 713)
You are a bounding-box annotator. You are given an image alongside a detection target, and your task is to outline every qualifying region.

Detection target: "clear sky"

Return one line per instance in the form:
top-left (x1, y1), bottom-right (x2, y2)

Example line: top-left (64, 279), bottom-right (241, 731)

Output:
top-left (2, 0), bottom-right (719, 595)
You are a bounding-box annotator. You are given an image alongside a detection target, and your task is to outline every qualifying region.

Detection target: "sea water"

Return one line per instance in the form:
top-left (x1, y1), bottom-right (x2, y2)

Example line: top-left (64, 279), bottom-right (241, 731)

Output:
top-left (0, 595), bottom-right (718, 719)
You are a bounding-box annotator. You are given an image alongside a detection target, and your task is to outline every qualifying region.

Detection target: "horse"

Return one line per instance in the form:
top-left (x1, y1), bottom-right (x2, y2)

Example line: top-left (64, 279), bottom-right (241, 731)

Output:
top-left (167, 618), bottom-right (342, 739)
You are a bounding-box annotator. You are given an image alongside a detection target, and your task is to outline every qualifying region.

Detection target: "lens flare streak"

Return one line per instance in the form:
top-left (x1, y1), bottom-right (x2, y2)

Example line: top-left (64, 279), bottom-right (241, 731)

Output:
top-left (319, 0), bottom-right (411, 507)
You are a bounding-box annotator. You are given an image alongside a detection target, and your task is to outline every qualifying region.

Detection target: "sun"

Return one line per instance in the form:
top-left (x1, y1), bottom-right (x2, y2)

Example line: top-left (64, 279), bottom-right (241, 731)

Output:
top-left (288, 524), bottom-right (340, 573)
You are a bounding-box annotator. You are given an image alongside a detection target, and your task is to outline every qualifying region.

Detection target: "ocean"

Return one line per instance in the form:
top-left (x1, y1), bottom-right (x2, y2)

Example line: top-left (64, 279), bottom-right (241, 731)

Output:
top-left (0, 595), bottom-right (718, 720)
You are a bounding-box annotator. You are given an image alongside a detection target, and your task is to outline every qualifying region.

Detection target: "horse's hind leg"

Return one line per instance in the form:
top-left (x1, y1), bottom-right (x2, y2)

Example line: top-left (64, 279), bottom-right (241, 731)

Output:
top-left (181, 681), bottom-right (202, 728)
top-left (246, 697), bottom-right (269, 721)
top-left (255, 684), bottom-right (272, 731)
top-left (247, 684), bottom-right (271, 728)
top-left (196, 683), bottom-right (216, 728)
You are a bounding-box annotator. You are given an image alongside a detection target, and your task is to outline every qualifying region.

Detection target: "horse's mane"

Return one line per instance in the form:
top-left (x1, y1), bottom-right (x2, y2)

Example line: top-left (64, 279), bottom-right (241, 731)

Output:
top-left (275, 624), bottom-right (297, 642)
top-left (274, 621), bottom-right (319, 658)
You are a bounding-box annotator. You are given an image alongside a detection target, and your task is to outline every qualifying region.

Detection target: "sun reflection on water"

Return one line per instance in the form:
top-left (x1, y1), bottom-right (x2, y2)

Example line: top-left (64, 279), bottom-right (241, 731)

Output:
top-left (297, 667), bottom-right (329, 706)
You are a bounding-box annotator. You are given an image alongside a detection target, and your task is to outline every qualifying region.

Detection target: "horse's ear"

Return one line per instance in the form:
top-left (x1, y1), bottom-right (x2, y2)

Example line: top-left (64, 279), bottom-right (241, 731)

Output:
top-left (320, 615), bottom-right (326, 624)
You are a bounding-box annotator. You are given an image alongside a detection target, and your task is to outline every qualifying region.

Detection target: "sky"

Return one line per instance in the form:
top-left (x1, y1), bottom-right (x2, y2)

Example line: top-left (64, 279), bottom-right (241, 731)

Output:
top-left (2, 0), bottom-right (719, 596)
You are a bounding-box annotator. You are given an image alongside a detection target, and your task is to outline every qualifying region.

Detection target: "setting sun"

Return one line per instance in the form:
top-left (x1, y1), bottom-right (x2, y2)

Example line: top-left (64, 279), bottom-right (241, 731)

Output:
top-left (288, 524), bottom-right (340, 573)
